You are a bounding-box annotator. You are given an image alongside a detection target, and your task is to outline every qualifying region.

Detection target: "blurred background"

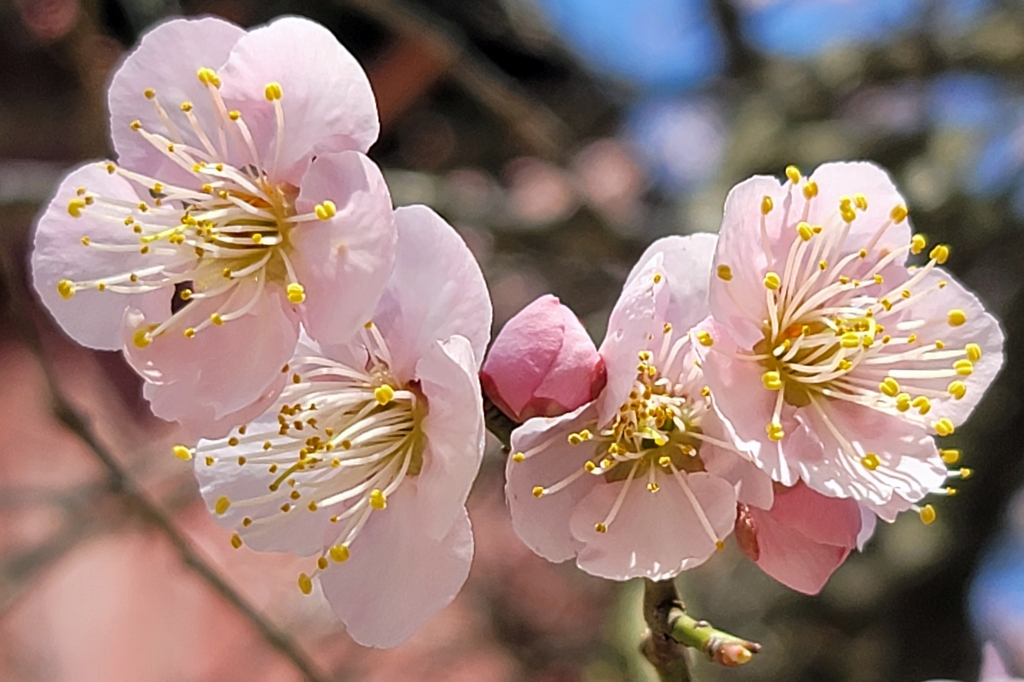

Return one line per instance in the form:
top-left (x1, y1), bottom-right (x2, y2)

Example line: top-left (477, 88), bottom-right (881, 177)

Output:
top-left (1, 0), bottom-right (1024, 680)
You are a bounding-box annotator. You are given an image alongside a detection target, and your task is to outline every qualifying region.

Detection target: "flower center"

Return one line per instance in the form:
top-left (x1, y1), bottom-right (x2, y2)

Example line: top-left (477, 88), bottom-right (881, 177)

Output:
top-left (56, 69), bottom-right (338, 346)
top-left (709, 166), bottom-right (983, 502)
top-left (516, 326), bottom-right (726, 547)
top-left (185, 322), bottom-right (425, 593)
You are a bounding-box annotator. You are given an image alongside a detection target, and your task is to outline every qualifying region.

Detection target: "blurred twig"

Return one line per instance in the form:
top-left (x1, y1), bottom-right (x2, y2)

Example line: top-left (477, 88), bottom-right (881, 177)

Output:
top-left (0, 252), bottom-right (336, 682)
top-left (333, 0), bottom-right (572, 160)
top-left (641, 579), bottom-right (760, 681)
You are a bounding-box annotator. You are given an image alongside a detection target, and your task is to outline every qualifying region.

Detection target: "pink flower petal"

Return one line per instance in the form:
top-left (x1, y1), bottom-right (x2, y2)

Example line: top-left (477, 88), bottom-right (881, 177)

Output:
top-left (124, 281), bottom-right (299, 437)
top-left (765, 481), bottom-right (861, 548)
top-left (803, 162), bottom-right (911, 255)
top-left (625, 233), bottom-right (718, 336)
top-left (698, 318), bottom-right (810, 486)
top-left (415, 336), bottom-right (485, 539)
top-left (291, 151), bottom-right (396, 347)
top-left (862, 267), bottom-right (1004, 427)
top-left (506, 405), bottom-right (600, 563)
top-left (569, 472), bottom-right (736, 581)
top-left (319, 494), bottom-right (473, 649)
top-left (597, 253), bottom-right (668, 425)
top-left (31, 163), bottom-right (179, 350)
top-left (219, 16), bottom-right (379, 184)
top-left (795, 400), bottom-right (946, 519)
top-left (108, 17), bottom-right (245, 184)
top-left (709, 174), bottom-right (785, 348)
top-left (371, 205), bottom-right (491, 381)
top-left (194, 405), bottom-right (329, 557)
top-left (857, 505), bottom-right (878, 551)
top-left (481, 294), bottom-right (604, 421)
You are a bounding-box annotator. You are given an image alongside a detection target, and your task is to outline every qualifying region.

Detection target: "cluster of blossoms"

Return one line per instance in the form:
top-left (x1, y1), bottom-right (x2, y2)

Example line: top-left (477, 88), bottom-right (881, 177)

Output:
top-left (30, 10), bottom-right (1007, 654)
top-left (485, 161), bottom-right (1003, 593)
top-left (31, 16), bottom-right (491, 648)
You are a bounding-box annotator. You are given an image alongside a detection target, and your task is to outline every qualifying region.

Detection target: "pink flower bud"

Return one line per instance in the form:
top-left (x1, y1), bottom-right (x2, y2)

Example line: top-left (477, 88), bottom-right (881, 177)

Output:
top-left (482, 295), bottom-right (606, 422)
top-left (734, 482), bottom-right (862, 595)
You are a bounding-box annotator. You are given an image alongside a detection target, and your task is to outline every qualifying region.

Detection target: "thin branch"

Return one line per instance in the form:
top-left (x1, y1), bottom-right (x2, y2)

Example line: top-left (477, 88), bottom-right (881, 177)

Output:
top-left (0, 251), bottom-right (335, 682)
top-left (641, 578), bottom-right (760, 681)
top-left (333, 0), bottom-right (572, 160)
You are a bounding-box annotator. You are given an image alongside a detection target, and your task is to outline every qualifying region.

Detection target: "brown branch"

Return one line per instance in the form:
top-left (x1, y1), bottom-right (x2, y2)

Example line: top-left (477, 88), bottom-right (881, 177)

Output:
top-left (333, 0), bottom-right (572, 160)
top-left (0, 251), bottom-right (336, 682)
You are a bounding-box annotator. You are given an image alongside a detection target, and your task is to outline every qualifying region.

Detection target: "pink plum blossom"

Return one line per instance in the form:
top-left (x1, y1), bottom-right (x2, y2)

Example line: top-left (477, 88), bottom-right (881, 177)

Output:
top-left (698, 162), bottom-right (1003, 524)
top-left (31, 16), bottom-right (395, 438)
top-left (734, 481), bottom-right (862, 594)
top-left (506, 235), bottom-right (773, 581)
top-left (187, 205), bottom-right (491, 648)
top-left (481, 294), bottom-right (607, 422)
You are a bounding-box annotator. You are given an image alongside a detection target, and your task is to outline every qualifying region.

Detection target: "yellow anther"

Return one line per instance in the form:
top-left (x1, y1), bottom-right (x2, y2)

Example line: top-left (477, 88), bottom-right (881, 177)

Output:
top-left (512, 452), bottom-right (525, 463)
top-left (873, 274), bottom-right (884, 285)
top-left (314, 556), bottom-right (328, 570)
top-left (934, 418), bottom-right (956, 436)
top-left (215, 496), bottom-right (231, 515)
top-left (231, 533), bottom-right (243, 549)
top-left (763, 272), bottom-right (781, 290)
top-left (184, 327), bottom-right (196, 338)
top-left (796, 222), bottom-right (814, 241)
top-left (954, 359), bottom-right (974, 376)
top-left (210, 313), bottom-right (224, 326)
top-left (840, 332), bottom-right (860, 349)
top-left (180, 101), bottom-right (193, 112)
top-left (326, 545), bottom-right (350, 564)
top-left (948, 380), bottom-right (967, 400)
top-left (286, 282), bottom-right (306, 304)
top-left (854, 194), bottom-right (868, 210)
top-left (965, 343), bottom-right (982, 362)
top-left (930, 244), bottom-right (950, 264)
top-left (879, 377), bottom-right (900, 397)
top-left (696, 330), bottom-right (714, 347)
top-left (760, 195), bottom-right (773, 214)
top-left (919, 504), bottom-right (937, 525)
top-left (717, 264), bottom-right (733, 281)
top-left (896, 393), bottom-right (912, 412)
top-left (314, 200), bottom-right (337, 220)
top-left (861, 453), bottom-right (881, 471)
top-left (947, 309), bottom-right (966, 327)
top-left (205, 456), bottom-right (215, 466)
top-left (663, 323), bottom-right (673, 334)
top-left (785, 165), bottom-right (801, 184)
top-left (132, 328), bottom-right (152, 348)
top-left (264, 82), bottom-right (283, 101)
top-left (594, 523), bottom-right (608, 534)
top-left (130, 119), bottom-right (142, 131)
top-left (946, 486), bottom-right (958, 496)
top-left (172, 445), bottom-right (192, 461)
top-left (912, 396), bottom-right (931, 415)
top-left (841, 207), bottom-right (857, 223)
top-left (858, 249), bottom-right (868, 259)
top-left (657, 456), bottom-right (672, 468)
top-left (647, 482), bottom-right (660, 493)
top-left (67, 198), bottom-right (87, 217)
top-left (532, 486), bottom-right (545, 498)
top-left (911, 233), bottom-right (927, 254)
top-left (653, 273), bottom-right (663, 284)
top-left (196, 67), bottom-right (221, 88)
top-left (374, 384), bottom-right (395, 405)
top-left (766, 422), bottom-right (784, 441)
top-left (298, 573), bottom-right (313, 595)
top-left (228, 110), bottom-right (241, 121)
top-left (803, 180), bottom-right (818, 199)
top-left (369, 489), bottom-right (387, 510)
top-left (761, 371), bottom-right (782, 391)
top-left (908, 334), bottom-right (918, 343)
top-left (960, 468), bottom-right (974, 480)
top-left (838, 359), bottom-right (853, 371)
top-left (819, 260), bottom-right (828, 271)
top-left (568, 432), bottom-right (583, 445)
top-left (242, 517), bottom-right (252, 527)
top-left (57, 279), bottom-right (75, 300)
top-left (940, 448), bottom-right (961, 464)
